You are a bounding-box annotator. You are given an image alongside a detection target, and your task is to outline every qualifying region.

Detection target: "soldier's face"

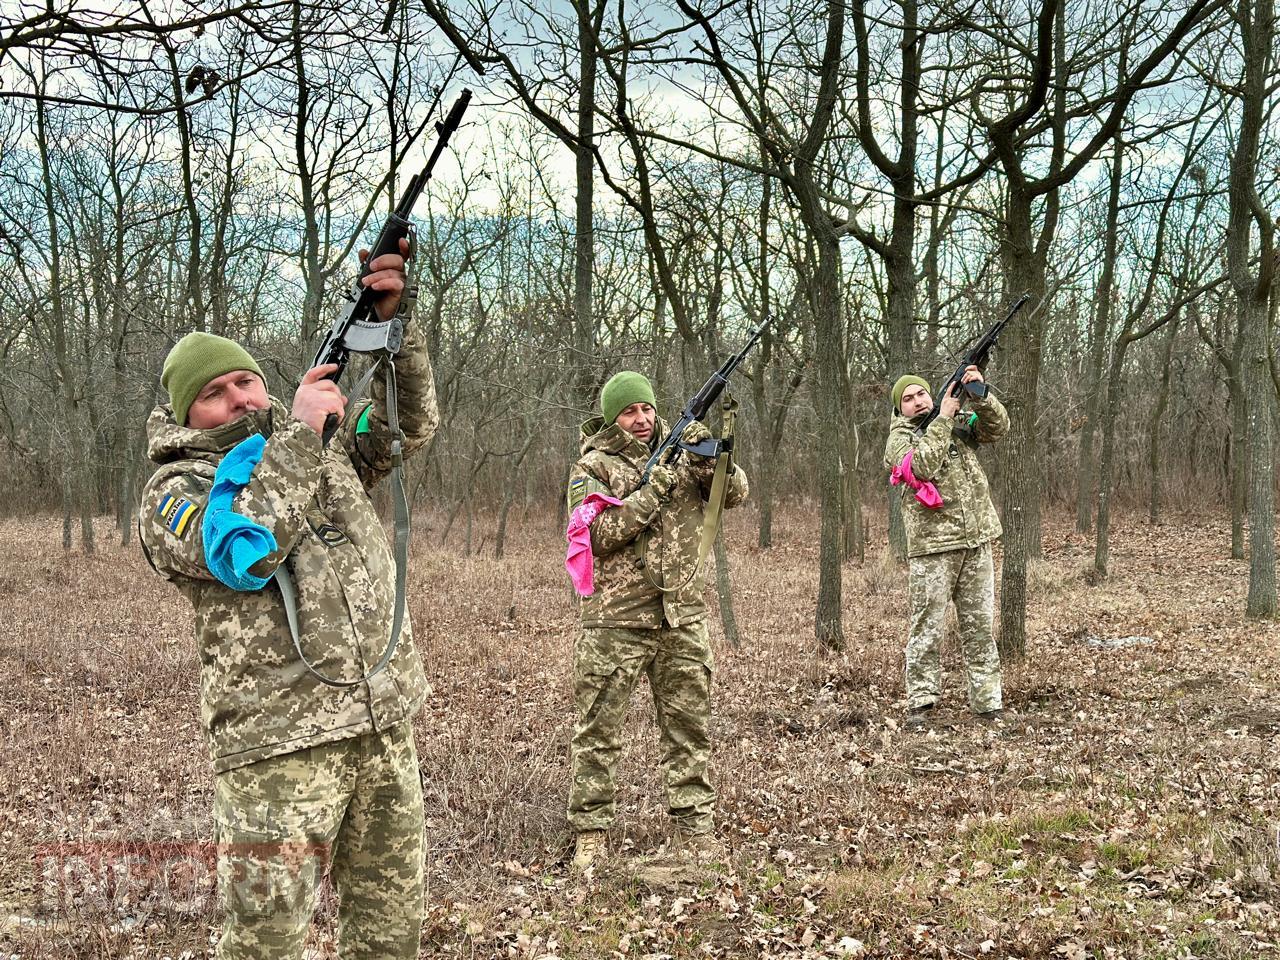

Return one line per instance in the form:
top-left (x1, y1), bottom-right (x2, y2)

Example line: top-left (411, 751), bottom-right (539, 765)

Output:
top-left (615, 402), bottom-right (656, 443)
top-left (900, 384), bottom-right (933, 418)
top-left (186, 370), bottom-right (270, 429)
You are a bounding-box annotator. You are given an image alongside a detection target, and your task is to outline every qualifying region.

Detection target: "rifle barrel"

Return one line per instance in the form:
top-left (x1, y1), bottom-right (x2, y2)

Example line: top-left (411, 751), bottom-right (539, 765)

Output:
top-left (395, 91), bottom-right (472, 216)
top-left (397, 173), bottom-right (422, 217)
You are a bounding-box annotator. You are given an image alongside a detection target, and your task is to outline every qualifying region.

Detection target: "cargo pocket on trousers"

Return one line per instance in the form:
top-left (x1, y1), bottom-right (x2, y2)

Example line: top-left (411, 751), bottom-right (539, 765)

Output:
top-left (212, 773), bottom-right (334, 922)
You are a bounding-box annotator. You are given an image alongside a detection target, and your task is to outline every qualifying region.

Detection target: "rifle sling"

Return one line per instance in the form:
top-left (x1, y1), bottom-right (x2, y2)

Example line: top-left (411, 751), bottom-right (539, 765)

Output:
top-left (640, 395), bottom-right (736, 595)
top-left (274, 357), bottom-right (411, 689)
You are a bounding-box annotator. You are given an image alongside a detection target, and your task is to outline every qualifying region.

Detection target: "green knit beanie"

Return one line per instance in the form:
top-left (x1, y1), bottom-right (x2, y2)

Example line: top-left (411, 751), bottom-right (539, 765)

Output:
top-left (892, 374), bottom-right (931, 413)
top-left (161, 332), bottom-right (264, 426)
top-left (600, 371), bottom-right (657, 425)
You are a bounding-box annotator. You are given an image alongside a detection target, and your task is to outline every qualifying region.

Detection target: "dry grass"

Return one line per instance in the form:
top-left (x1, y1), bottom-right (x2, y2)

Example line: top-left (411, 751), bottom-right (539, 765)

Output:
top-left (1, 506), bottom-right (1278, 958)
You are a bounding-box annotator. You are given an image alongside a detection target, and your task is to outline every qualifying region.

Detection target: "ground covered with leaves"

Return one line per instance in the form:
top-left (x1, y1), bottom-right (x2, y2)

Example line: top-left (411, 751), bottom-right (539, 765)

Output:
top-left (0, 508), bottom-right (1277, 958)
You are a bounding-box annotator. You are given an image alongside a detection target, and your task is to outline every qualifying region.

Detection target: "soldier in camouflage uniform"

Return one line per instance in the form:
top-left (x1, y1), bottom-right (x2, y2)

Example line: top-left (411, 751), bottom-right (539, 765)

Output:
top-left (883, 366), bottom-right (1010, 729)
top-left (138, 241), bottom-right (436, 958)
top-left (565, 371), bottom-right (748, 870)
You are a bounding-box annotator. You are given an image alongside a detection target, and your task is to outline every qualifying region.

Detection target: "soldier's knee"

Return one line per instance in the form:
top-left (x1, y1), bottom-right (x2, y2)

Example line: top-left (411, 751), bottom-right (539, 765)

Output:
top-left (216, 901), bottom-right (313, 957)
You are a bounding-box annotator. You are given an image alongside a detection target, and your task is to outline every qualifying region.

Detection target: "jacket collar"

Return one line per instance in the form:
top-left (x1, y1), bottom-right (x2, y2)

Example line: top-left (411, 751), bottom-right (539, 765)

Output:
top-left (147, 401), bottom-right (279, 465)
top-left (579, 414), bottom-right (668, 462)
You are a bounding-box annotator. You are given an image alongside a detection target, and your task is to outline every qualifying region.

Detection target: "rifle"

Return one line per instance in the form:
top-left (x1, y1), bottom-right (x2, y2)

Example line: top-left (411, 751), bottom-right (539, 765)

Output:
top-left (642, 314), bottom-right (772, 481)
top-left (918, 292), bottom-right (1029, 430)
top-left (312, 88), bottom-right (471, 443)
top-left (276, 90), bottom-right (470, 692)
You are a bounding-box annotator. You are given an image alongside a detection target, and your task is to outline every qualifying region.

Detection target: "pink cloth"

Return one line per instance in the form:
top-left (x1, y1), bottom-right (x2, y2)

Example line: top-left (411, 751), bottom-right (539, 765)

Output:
top-left (890, 448), bottom-right (944, 509)
top-left (565, 492), bottom-right (624, 596)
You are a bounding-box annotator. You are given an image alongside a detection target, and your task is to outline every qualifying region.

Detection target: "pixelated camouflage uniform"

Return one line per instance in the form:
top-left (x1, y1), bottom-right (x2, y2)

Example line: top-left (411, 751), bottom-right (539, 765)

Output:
top-left (883, 392), bottom-right (1010, 713)
top-left (565, 415), bottom-right (748, 834)
top-left (139, 319), bottom-right (437, 959)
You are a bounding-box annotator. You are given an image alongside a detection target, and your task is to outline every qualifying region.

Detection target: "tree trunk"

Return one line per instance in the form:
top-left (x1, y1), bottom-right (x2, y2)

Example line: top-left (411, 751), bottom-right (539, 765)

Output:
top-left (756, 449), bottom-right (775, 548)
top-left (1229, 370), bottom-right (1248, 558)
top-left (62, 471), bottom-right (73, 553)
top-left (753, 163), bottom-right (774, 550)
top-left (809, 226), bottom-right (846, 652)
top-left (995, 194), bottom-right (1047, 659)
top-left (713, 534), bottom-right (740, 648)
top-left (292, 0), bottom-right (325, 345)
top-left (1093, 330), bottom-right (1130, 578)
top-left (1075, 141), bottom-right (1123, 532)
top-left (1243, 298), bottom-right (1277, 617)
top-left (34, 83), bottom-right (94, 554)
top-left (1147, 316), bottom-right (1180, 523)
top-left (1224, 0), bottom-right (1276, 605)
top-left (572, 1), bottom-right (601, 410)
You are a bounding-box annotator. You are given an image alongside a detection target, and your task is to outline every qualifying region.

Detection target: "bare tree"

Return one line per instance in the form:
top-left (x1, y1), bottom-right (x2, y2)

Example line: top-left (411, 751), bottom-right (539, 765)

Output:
top-left (1225, 0), bottom-right (1278, 618)
top-left (962, 0), bottom-right (1221, 655)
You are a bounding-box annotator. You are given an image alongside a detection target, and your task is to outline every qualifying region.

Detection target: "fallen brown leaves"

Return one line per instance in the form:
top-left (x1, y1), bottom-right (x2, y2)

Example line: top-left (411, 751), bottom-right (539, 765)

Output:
top-left (0, 507), bottom-right (1276, 958)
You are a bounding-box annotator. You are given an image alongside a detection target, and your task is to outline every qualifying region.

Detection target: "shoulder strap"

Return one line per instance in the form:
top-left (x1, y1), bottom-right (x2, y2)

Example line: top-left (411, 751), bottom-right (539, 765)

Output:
top-left (274, 358), bottom-right (412, 689)
top-left (641, 394), bottom-right (737, 594)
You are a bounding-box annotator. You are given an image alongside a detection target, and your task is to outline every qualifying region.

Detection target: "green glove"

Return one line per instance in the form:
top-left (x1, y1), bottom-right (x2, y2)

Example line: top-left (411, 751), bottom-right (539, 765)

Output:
top-left (648, 463), bottom-right (677, 498)
top-left (681, 420), bottom-right (713, 462)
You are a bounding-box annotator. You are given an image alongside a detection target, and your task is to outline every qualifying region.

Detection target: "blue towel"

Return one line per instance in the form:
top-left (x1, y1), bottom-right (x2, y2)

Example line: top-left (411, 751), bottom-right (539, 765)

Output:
top-left (202, 434), bottom-right (278, 591)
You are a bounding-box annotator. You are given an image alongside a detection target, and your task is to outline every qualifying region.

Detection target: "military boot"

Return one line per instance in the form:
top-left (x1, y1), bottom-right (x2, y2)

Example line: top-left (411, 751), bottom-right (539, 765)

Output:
top-left (571, 830), bottom-right (607, 873)
top-left (670, 827), bottom-right (724, 862)
top-left (905, 703), bottom-right (935, 730)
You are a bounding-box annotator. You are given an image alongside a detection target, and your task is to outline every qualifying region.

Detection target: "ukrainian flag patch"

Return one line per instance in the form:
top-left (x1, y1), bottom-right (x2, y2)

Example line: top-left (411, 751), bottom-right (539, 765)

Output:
top-left (156, 493), bottom-right (198, 538)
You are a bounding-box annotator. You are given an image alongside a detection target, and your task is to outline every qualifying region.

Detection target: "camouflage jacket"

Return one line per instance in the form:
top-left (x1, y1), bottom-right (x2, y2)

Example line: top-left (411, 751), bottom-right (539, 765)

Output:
top-left (138, 323), bottom-right (438, 773)
top-left (567, 416), bottom-right (749, 629)
top-left (883, 393), bottom-right (1010, 558)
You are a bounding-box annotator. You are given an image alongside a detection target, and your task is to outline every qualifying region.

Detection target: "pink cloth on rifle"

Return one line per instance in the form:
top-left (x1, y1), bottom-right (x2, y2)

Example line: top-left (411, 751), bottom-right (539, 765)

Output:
top-left (890, 448), bottom-right (944, 509)
top-left (565, 492), bottom-right (624, 596)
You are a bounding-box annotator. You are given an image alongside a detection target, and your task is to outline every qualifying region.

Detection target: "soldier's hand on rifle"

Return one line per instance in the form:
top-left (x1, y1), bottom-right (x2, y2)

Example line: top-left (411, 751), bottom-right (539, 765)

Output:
top-left (648, 463), bottom-right (677, 499)
top-left (293, 363), bottom-right (347, 435)
top-left (939, 381), bottom-right (963, 419)
top-left (680, 420), bottom-right (714, 462)
top-left (960, 364), bottom-right (984, 387)
top-left (359, 237), bottom-right (413, 323)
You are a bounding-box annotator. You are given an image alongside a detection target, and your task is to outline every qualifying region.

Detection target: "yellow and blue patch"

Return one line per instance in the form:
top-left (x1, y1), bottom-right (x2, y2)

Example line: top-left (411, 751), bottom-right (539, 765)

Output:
top-left (568, 476), bottom-right (589, 507)
top-left (156, 493), bottom-right (198, 538)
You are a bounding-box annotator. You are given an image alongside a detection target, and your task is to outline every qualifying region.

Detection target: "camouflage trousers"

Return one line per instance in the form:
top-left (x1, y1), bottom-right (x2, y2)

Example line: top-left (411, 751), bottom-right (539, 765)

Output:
top-left (568, 622), bottom-right (715, 834)
top-left (212, 721), bottom-right (424, 959)
top-left (906, 543), bottom-right (1003, 713)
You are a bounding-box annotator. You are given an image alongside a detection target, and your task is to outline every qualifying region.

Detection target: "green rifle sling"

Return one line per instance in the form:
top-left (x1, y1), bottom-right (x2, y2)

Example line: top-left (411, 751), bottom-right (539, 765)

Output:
top-left (640, 393), bottom-right (737, 594)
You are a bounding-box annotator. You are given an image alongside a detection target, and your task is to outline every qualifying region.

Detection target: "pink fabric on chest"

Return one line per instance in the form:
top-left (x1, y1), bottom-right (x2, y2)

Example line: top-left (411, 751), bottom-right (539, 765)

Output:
top-left (565, 492), bottom-right (624, 596)
top-left (890, 448), bottom-right (944, 509)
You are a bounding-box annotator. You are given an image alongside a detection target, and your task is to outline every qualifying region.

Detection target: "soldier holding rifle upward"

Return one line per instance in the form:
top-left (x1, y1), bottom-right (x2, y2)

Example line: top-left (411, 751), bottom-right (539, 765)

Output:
top-left (139, 242), bottom-right (436, 956)
top-left (884, 365), bottom-right (1010, 731)
top-left (137, 90), bottom-right (471, 957)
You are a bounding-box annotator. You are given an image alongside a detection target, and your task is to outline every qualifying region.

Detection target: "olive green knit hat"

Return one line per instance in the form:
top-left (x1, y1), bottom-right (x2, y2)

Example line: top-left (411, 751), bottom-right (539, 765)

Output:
top-left (891, 374), bottom-right (931, 413)
top-left (600, 371), bottom-right (657, 425)
top-left (161, 332), bottom-right (264, 426)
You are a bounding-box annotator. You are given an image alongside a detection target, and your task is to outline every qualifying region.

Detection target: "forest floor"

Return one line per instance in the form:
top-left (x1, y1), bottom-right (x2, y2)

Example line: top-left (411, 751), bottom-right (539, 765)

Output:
top-left (0, 507), bottom-right (1277, 959)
